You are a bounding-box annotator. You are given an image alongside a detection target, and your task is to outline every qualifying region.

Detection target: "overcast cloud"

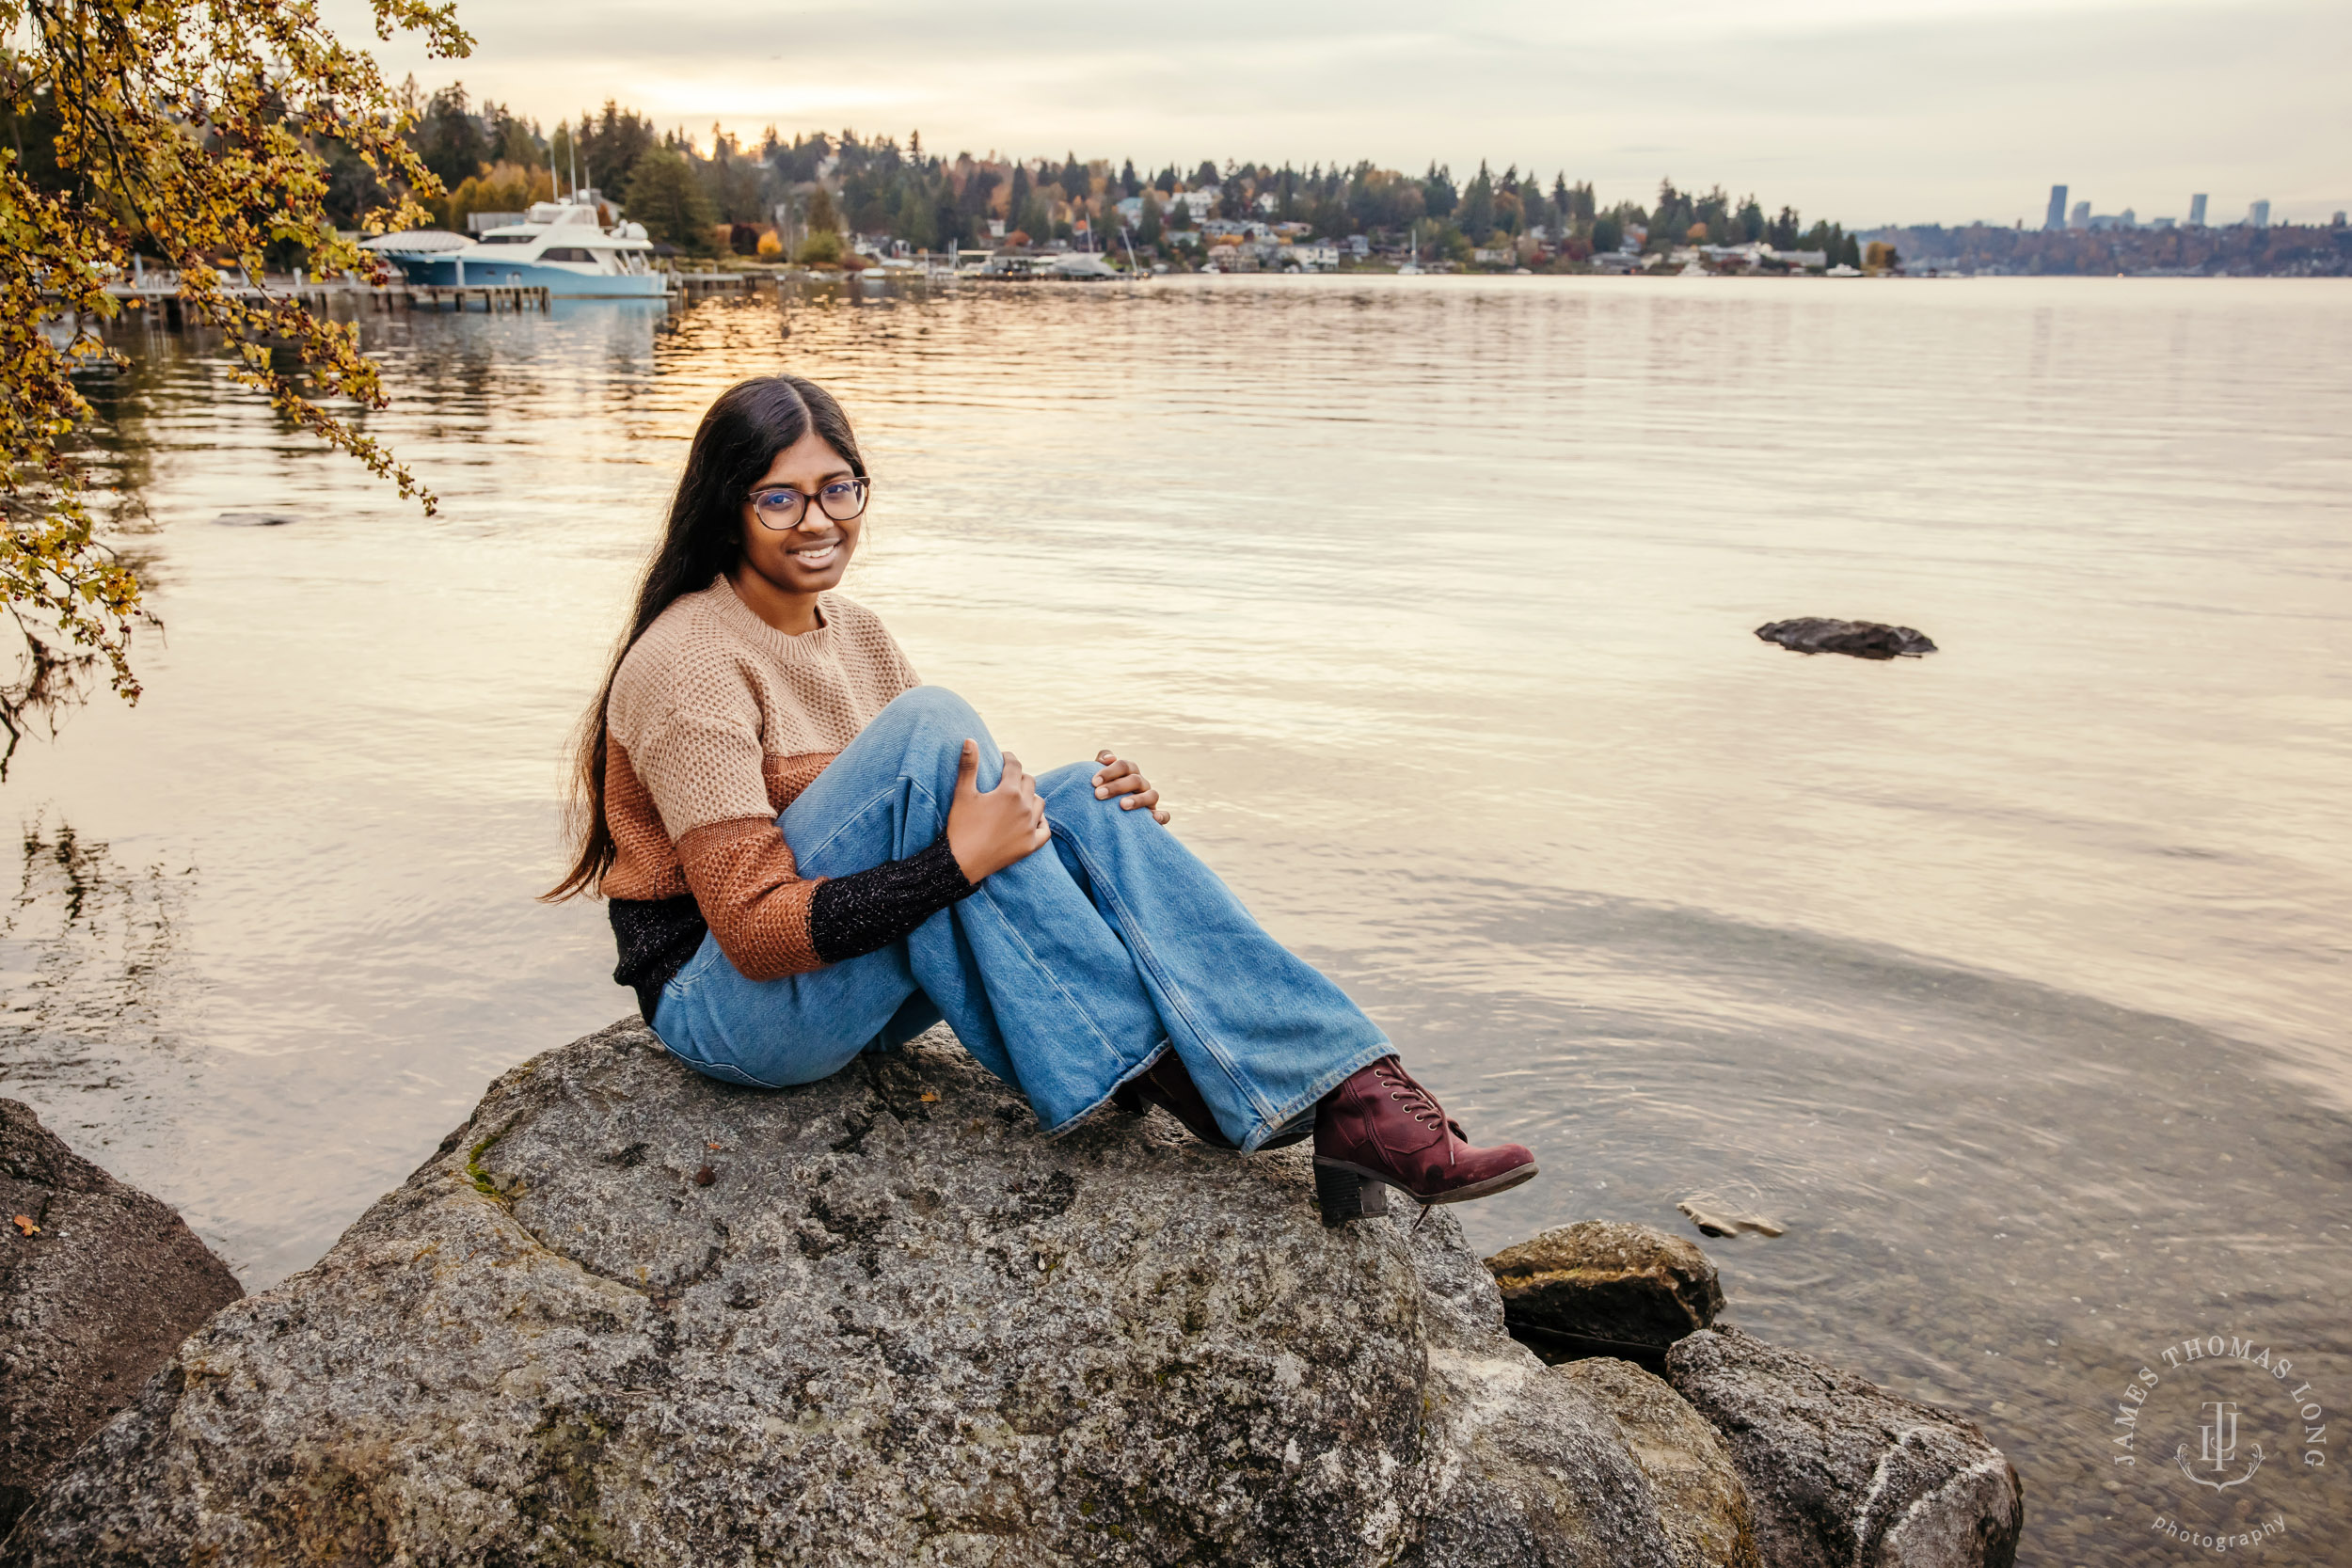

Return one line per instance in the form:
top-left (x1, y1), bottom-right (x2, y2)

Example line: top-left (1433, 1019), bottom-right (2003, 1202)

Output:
top-left (347, 0), bottom-right (2350, 226)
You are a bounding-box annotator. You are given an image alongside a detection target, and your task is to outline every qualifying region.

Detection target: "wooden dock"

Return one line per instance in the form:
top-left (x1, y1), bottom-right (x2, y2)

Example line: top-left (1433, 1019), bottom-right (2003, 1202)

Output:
top-left (98, 277), bottom-right (550, 324)
top-left (84, 265), bottom-right (759, 327)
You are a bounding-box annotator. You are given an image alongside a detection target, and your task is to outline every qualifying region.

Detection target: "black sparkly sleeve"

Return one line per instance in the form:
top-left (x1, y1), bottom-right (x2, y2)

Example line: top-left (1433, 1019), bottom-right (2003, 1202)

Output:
top-left (807, 833), bottom-right (977, 964)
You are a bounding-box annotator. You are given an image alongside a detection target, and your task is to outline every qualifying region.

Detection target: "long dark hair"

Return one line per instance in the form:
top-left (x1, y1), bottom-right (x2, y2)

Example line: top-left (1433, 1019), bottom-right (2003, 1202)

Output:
top-left (544, 374), bottom-right (866, 902)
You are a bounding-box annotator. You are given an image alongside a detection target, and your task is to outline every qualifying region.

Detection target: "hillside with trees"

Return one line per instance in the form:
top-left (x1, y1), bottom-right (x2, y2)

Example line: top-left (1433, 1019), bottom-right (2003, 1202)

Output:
top-left (365, 88), bottom-right (1873, 269)
top-left (1859, 220), bottom-right (2350, 277)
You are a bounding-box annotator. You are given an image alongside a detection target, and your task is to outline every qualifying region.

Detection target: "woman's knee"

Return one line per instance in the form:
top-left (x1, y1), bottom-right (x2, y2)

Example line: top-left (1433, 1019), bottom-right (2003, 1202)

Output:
top-left (1037, 761), bottom-right (1096, 801)
top-left (871, 686), bottom-right (988, 762)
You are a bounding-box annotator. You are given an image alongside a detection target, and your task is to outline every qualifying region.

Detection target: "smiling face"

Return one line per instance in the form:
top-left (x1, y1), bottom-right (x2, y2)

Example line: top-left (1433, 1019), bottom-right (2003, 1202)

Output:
top-left (736, 427), bottom-right (866, 604)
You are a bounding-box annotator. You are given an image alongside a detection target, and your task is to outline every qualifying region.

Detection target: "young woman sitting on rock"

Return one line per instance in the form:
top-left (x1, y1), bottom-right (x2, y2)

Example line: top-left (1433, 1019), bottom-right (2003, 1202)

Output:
top-left (547, 374), bottom-right (1537, 1225)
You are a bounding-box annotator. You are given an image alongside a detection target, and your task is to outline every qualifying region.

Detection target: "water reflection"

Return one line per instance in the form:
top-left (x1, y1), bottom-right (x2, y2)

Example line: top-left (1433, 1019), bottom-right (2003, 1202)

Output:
top-left (6, 277), bottom-right (2348, 1564)
top-left (0, 814), bottom-right (202, 1160)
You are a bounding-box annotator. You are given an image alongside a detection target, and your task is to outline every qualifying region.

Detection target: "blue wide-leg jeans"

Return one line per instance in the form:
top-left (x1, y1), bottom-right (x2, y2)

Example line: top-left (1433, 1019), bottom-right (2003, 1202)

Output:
top-left (651, 687), bottom-right (1392, 1152)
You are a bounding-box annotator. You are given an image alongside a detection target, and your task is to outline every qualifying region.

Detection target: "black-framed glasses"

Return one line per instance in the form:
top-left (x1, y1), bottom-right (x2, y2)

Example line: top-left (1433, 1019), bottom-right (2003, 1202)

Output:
top-left (747, 477), bottom-right (870, 531)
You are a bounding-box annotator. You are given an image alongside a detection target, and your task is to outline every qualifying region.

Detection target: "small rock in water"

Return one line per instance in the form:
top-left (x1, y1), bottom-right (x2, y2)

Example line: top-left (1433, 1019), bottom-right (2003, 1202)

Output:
top-left (210, 511), bottom-right (297, 527)
top-left (1484, 1220), bottom-right (1724, 1369)
top-left (1677, 1196), bottom-right (1786, 1239)
top-left (1667, 1325), bottom-right (2024, 1568)
top-left (0, 1099), bottom-right (243, 1538)
top-left (1756, 617), bottom-right (1936, 659)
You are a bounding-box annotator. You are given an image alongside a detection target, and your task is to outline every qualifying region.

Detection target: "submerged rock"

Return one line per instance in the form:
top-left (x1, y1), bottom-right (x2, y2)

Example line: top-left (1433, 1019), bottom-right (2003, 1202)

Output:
top-left (1484, 1221), bottom-right (1724, 1369)
top-left (1755, 619), bottom-right (1936, 659)
top-left (6, 1021), bottom-right (1756, 1567)
top-left (1666, 1326), bottom-right (2022, 1568)
top-left (0, 1099), bottom-right (242, 1537)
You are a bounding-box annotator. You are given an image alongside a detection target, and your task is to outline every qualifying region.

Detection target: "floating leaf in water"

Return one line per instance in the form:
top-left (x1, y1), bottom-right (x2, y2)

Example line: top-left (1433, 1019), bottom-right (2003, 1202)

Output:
top-left (1677, 1195), bottom-right (1786, 1238)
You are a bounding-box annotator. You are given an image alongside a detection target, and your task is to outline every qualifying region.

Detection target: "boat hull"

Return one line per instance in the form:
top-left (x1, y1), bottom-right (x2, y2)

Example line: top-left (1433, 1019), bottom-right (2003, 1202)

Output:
top-left (382, 256), bottom-right (667, 298)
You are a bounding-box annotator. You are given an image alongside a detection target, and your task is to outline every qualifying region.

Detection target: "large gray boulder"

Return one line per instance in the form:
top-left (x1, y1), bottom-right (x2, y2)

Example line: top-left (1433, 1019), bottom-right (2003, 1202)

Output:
top-left (1665, 1326), bottom-right (2021, 1568)
top-left (0, 1099), bottom-right (242, 1536)
top-left (6, 1021), bottom-right (1756, 1567)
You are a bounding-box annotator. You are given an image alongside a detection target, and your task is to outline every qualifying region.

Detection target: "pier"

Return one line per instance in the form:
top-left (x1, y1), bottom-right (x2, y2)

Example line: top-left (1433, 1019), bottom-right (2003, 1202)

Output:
top-left (405, 284), bottom-right (552, 312)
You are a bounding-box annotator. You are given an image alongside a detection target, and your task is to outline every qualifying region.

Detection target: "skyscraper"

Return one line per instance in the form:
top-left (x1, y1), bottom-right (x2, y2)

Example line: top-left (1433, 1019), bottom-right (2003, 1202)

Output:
top-left (2044, 185), bottom-right (2068, 231)
top-left (2247, 199), bottom-right (2270, 229)
top-left (2069, 199), bottom-right (2090, 229)
top-left (2188, 194), bottom-right (2208, 227)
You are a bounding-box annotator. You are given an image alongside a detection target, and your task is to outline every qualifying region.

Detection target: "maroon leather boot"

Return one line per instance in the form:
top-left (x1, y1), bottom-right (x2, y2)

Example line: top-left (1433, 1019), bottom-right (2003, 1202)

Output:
top-left (1312, 1056), bottom-right (1537, 1226)
top-left (1112, 1052), bottom-right (1313, 1152)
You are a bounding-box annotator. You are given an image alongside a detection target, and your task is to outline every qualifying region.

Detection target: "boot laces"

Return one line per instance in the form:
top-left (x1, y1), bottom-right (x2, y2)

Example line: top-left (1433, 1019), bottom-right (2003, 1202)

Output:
top-left (1375, 1063), bottom-right (1454, 1165)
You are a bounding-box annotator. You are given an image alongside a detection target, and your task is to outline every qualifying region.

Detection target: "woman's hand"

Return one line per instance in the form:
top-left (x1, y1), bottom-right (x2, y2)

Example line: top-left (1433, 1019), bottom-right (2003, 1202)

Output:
top-left (946, 740), bottom-right (1049, 881)
top-left (1092, 751), bottom-right (1169, 824)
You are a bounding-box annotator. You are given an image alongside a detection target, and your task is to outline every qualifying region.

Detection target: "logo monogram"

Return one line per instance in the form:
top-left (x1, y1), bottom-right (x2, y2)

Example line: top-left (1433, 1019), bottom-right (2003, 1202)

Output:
top-left (2176, 1400), bottom-right (2263, 1491)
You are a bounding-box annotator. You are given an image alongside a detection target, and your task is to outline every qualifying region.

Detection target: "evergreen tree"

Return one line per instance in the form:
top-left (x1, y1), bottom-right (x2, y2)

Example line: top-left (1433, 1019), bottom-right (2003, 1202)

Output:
top-left (956, 166), bottom-right (1000, 245)
top-left (1691, 184), bottom-right (1731, 244)
top-left (625, 147), bottom-right (718, 252)
top-left (484, 103), bottom-right (541, 168)
top-left (1136, 192), bottom-right (1163, 245)
top-left (1017, 190), bottom-right (1054, 241)
top-left (577, 101), bottom-right (657, 195)
top-left (1192, 159), bottom-right (1218, 188)
top-left (793, 184), bottom-right (843, 262)
top-left (417, 84), bottom-right (488, 193)
top-left (1119, 159), bottom-right (1140, 196)
top-left (805, 185), bottom-right (841, 235)
top-left (894, 183), bottom-right (936, 249)
top-left (1498, 164), bottom-right (1529, 235)
top-left (1460, 161), bottom-right (1495, 241)
top-left (1422, 163), bottom-right (1455, 219)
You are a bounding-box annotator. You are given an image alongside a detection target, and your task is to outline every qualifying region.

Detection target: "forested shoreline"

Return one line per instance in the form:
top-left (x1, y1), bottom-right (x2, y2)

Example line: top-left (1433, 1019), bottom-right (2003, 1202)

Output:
top-left (343, 84), bottom-right (1867, 267)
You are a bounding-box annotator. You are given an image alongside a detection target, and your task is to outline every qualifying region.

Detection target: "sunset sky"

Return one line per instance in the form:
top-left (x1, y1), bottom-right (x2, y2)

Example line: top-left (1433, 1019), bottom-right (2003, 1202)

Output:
top-left (354, 0), bottom-right (2348, 226)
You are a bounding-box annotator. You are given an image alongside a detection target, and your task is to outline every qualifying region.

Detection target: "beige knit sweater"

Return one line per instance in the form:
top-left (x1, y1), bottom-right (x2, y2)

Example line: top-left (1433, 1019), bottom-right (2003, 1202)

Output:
top-left (601, 578), bottom-right (920, 977)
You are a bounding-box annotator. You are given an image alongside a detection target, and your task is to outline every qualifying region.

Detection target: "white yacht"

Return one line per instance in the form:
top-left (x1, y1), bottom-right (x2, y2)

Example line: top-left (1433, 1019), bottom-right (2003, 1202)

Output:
top-left (363, 198), bottom-right (667, 297)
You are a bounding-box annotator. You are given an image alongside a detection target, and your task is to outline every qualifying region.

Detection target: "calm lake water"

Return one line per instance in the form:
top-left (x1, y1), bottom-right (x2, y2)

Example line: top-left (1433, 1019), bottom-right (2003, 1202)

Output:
top-left (9, 276), bottom-right (2349, 1563)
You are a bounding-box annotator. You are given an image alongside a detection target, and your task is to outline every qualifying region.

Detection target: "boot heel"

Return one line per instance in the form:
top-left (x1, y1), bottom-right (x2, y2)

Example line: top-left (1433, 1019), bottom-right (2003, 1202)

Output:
top-left (1314, 1164), bottom-right (1390, 1227)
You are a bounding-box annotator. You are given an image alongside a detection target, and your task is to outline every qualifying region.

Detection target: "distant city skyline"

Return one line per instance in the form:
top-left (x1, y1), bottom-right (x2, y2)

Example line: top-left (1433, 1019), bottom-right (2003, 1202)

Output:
top-left (353, 0), bottom-right (2348, 226)
top-left (2044, 184), bottom-right (2272, 233)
